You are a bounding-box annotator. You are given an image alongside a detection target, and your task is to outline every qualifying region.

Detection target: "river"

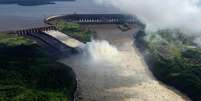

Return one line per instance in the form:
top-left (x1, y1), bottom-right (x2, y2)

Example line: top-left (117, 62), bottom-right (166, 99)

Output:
top-left (60, 24), bottom-right (189, 101)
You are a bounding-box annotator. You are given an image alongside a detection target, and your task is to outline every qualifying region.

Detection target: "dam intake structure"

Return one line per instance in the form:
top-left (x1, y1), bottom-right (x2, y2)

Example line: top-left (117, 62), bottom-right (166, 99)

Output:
top-left (45, 14), bottom-right (143, 25)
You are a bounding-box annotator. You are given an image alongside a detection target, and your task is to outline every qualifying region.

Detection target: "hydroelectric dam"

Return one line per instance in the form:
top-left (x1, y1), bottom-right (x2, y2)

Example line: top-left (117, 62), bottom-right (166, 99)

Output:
top-left (4, 14), bottom-right (189, 101)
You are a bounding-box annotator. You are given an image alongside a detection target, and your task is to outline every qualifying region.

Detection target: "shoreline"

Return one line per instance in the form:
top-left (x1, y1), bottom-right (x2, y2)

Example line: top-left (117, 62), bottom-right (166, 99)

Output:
top-left (133, 41), bottom-right (191, 100)
top-left (133, 30), bottom-right (191, 100)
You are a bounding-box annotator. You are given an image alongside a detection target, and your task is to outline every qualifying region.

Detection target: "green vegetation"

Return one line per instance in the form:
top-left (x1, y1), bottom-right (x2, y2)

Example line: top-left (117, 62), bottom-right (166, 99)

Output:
top-left (55, 20), bottom-right (91, 43)
top-left (0, 33), bottom-right (76, 101)
top-left (118, 24), bottom-right (131, 31)
top-left (136, 30), bottom-right (201, 101)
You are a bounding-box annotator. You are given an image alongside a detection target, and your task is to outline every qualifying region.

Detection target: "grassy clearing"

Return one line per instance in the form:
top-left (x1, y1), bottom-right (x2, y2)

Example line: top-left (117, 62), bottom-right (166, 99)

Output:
top-left (54, 20), bottom-right (91, 43)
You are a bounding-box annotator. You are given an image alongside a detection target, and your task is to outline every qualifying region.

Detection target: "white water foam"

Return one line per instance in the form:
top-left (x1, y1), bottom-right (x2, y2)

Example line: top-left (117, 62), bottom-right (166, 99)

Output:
top-left (82, 40), bottom-right (120, 64)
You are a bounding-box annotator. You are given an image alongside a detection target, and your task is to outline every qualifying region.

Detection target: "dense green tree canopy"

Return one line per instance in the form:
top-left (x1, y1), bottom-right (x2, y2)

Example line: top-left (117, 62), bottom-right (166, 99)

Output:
top-left (137, 30), bottom-right (201, 101)
top-left (0, 33), bottom-right (76, 101)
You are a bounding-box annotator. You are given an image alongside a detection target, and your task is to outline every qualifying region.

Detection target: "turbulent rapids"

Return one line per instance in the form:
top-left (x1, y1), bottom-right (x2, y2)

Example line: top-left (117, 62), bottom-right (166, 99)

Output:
top-left (60, 25), bottom-right (188, 101)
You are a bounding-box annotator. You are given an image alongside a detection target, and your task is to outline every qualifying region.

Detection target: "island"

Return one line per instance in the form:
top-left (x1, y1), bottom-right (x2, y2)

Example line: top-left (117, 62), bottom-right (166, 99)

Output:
top-left (0, 0), bottom-right (75, 6)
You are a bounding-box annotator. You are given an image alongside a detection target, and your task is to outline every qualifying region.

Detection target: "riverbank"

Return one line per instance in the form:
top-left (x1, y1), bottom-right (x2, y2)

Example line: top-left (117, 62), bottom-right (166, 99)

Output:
top-left (134, 29), bottom-right (200, 101)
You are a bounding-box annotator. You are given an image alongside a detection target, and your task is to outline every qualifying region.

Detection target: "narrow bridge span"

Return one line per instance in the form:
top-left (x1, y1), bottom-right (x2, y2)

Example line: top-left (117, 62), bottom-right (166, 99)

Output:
top-left (14, 26), bottom-right (56, 36)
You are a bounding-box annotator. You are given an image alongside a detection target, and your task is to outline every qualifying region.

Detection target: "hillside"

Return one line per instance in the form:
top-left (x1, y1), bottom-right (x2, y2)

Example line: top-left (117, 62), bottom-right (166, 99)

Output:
top-left (0, 33), bottom-right (76, 101)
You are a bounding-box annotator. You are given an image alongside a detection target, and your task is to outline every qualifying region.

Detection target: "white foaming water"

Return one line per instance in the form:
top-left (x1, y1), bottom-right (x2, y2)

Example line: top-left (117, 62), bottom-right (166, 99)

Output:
top-left (82, 40), bottom-right (121, 63)
top-left (61, 40), bottom-right (188, 101)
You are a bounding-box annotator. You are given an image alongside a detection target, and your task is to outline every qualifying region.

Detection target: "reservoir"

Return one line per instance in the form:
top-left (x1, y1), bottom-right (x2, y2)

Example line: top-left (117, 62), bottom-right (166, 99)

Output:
top-left (0, 0), bottom-right (120, 31)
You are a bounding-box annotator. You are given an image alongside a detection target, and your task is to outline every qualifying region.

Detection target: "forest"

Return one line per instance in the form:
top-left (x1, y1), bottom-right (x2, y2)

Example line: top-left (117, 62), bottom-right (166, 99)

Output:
top-left (0, 33), bottom-right (76, 101)
top-left (135, 30), bottom-right (201, 101)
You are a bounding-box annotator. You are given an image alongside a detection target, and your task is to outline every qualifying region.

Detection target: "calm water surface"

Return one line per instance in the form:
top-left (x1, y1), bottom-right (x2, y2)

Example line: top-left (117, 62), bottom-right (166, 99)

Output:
top-left (0, 0), bottom-right (120, 31)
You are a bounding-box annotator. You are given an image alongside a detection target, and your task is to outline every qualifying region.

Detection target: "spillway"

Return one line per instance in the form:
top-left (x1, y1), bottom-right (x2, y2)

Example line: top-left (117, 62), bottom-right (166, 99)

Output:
top-left (60, 24), bottom-right (189, 101)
